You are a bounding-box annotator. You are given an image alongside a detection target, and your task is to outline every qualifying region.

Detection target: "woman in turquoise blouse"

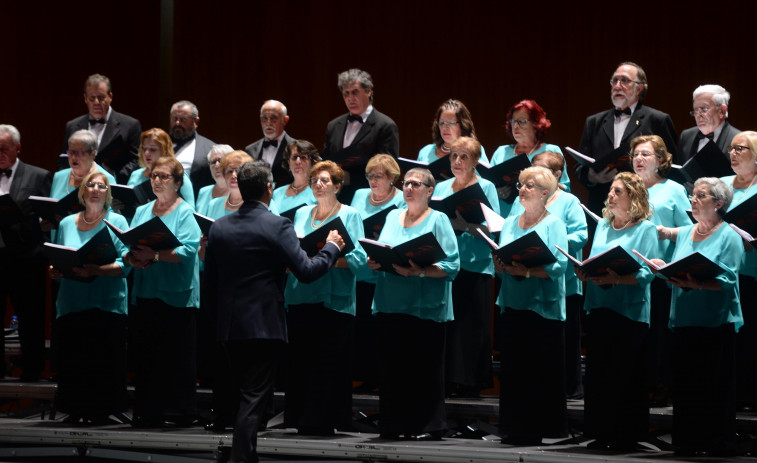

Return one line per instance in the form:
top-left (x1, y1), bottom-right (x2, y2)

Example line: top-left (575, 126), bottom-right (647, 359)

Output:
top-left (195, 144), bottom-right (232, 215)
top-left (125, 157), bottom-right (202, 427)
top-left (416, 99), bottom-right (488, 176)
top-left (720, 131), bottom-right (757, 411)
top-left (489, 99), bottom-right (571, 217)
top-left (283, 160), bottom-right (367, 436)
top-left (494, 166), bottom-right (568, 446)
top-left (270, 140), bottom-right (319, 219)
top-left (654, 177), bottom-right (743, 457)
top-left (127, 128), bottom-right (195, 212)
top-left (631, 134), bottom-right (692, 407)
top-left (47, 130), bottom-right (116, 232)
top-left (368, 167), bottom-right (459, 440)
top-left (433, 137), bottom-right (498, 397)
top-left (577, 172), bottom-right (658, 451)
top-left (349, 154), bottom-right (405, 392)
top-left (49, 171), bottom-right (129, 424)
top-left (507, 152), bottom-right (588, 400)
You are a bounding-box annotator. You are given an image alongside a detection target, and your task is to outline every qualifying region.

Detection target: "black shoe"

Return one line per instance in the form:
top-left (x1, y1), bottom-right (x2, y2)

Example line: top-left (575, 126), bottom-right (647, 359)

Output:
top-left (379, 433), bottom-right (402, 440)
top-left (63, 415), bottom-right (82, 424)
top-left (297, 426), bottom-right (335, 436)
top-left (408, 432), bottom-right (442, 441)
top-left (586, 439), bottom-right (612, 451)
top-left (205, 421), bottom-right (229, 433)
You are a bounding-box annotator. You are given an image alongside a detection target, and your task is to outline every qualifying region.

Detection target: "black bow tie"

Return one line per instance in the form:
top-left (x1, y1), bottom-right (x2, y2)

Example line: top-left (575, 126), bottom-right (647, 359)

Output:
top-left (262, 139), bottom-right (278, 148)
top-left (695, 131), bottom-right (715, 141)
top-left (89, 118), bottom-right (106, 125)
top-left (613, 107), bottom-right (632, 118)
top-left (347, 114), bottom-right (364, 124)
top-left (1, 168), bottom-right (12, 177)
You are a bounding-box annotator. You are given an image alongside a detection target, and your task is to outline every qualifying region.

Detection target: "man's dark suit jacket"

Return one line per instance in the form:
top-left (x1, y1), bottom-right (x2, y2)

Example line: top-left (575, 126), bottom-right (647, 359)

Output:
top-left (2, 161), bottom-right (52, 259)
top-left (676, 121), bottom-right (740, 165)
top-left (323, 108), bottom-right (399, 202)
top-left (575, 102), bottom-right (677, 214)
top-left (244, 132), bottom-right (295, 186)
top-left (204, 201), bottom-right (340, 343)
top-left (60, 110), bottom-right (141, 185)
top-left (186, 133), bottom-right (216, 199)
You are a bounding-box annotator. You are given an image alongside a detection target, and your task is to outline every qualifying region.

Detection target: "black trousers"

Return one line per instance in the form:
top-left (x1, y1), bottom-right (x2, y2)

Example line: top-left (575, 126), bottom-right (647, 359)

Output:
top-left (226, 339), bottom-right (282, 463)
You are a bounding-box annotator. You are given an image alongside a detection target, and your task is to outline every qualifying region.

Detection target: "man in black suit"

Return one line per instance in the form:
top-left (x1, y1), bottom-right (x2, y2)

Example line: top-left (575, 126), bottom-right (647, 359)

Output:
top-left (244, 100), bottom-right (295, 186)
top-left (323, 68), bottom-right (399, 203)
top-left (60, 74), bottom-right (141, 184)
top-left (575, 62), bottom-right (677, 215)
top-left (677, 84), bottom-right (740, 165)
top-left (0, 125), bottom-right (52, 381)
top-left (169, 100), bottom-right (216, 199)
top-left (204, 161), bottom-right (344, 463)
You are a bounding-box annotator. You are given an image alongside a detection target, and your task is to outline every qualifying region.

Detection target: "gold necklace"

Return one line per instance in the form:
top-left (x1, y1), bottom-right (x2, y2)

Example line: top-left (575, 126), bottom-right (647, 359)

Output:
top-left (695, 221), bottom-right (720, 236)
top-left (310, 201), bottom-right (340, 229)
top-left (288, 182), bottom-right (307, 194)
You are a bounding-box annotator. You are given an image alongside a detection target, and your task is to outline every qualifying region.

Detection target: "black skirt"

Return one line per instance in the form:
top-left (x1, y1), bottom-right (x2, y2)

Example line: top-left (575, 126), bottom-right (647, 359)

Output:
top-left (376, 312), bottom-right (447, 435)
top-left (55, 308), bottom-right (127, 417)
top-left (499, 307), bottom-right (567, 438)
top-left (285, 302), bottom-right (354, 431)
top-left (131, 298), bottom-right (197, 422)
top-left (583, 307), bottom-right (649, 442)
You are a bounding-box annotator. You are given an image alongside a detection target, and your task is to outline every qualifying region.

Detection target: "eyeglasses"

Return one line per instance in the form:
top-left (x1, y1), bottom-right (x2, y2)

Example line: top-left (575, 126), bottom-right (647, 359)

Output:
top-left (85, 182), bottom-right (108, 191)
top-left (401, 180), bottom-right (429, 189)
top-left (728, 145), bottom-right (751, 153)
top-left (609, 77), bottom-right (641, 87)
top-left (150, 172), bottom-right (173, 181)
top-left (260, 115), bottom-right (280, 122)
top-left (510, 119), bottom-right (529, 127)
top-left (210, 158), bottom-right (222, 165)
top-left (309, 177), bottom-right (332, 185)
top-left (438, 121), bottom-right (458, 128)
top-left (689, 106), bottom-right (713, 117)
top-left (66, 150), bottom-right (91, 158)
top-left (516, 182), bottom-right (545, 191)
top-left (450, 152), bottom-right (471, 161)
top-left (632, 151), bottom-right (656, 158)
top-left (688, 193), bottom-right (714, 202)
top-left (289, 154), bottom-right (309, 162)
top-left (365, 173), bottom-right (385, 181)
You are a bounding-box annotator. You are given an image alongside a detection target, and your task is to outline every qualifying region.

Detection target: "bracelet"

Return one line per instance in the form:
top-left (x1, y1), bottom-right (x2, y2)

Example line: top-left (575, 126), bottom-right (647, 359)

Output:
top-left (525, 269), bottom-right (530, 279)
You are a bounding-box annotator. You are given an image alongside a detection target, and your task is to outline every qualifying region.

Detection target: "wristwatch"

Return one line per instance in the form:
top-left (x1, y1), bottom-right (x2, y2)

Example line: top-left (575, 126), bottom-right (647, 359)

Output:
top-left (419, 270), bottom-right (426, 278)
top-left (153, 251), bottom-right (160, 263)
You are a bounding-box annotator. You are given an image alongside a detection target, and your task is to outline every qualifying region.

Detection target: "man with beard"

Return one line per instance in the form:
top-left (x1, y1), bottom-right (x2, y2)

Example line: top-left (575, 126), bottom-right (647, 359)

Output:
top-left (244, 100), bottom-right (295, 186)
top-left (169, 100), bottom-right (216, 198)
top-left (60, 74), bottom-right (141, 184)
top-left (677, 85), bottom-right (740, 165)
top-left (574, 62), bottom-right (677, 215)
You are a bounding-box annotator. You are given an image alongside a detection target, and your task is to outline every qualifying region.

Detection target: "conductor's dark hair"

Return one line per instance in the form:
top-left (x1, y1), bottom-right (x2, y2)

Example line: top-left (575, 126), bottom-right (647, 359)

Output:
top-left (238, 160), bottom-right (273, 202)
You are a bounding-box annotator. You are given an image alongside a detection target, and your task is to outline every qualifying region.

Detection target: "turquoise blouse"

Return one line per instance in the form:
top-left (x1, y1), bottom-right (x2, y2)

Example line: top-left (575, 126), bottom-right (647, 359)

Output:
top-left (54, 211), bottom-right (130, 318)
top-left (648, 179), bottom-right (692, 261)
top-left (284, 204), bottom-right (367, 316)
top-left (667, 222), bottom-right (744, 332)
top-left (417, 143), bottom-right (489, 164)
top-left (371, 208), bottom-right (460, 323)
top-left (489, 143), bottom-right (571, 217)
top-left (583, 219), bottom-right (658, 324)
top-left (508, 190), bottom-right (588, 296)
top-left (271, 184), bottom-right (317, 218)
top-left (495, 213), bottom-right (568, 321)
top-left (721, 174), bottom-right (757, 279)
top-left (195, 184), bottom-right (223, 216)
top-left (127, 168), bottom-right (196, 211)
top-left (434, 177), bottom-right (499, 276)
top-left (129, 199), bottom-right (201, 308)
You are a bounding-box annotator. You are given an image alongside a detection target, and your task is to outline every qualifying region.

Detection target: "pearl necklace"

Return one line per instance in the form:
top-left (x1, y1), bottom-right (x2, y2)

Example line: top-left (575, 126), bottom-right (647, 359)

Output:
top-left (81, 211), bottom-right (104, 225)
top-left (440, 144), bottom-right (451, 153)
top-left (695, 221), bottom-right (721, 236)
top-left (370, 189), bottom-right (393, 206)
top-left (310, 201), bottom-right (340, 229)
top-left (226, 196), bottom-right (243, 208)
top-left (611, 217), bottom-right (633, 230)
